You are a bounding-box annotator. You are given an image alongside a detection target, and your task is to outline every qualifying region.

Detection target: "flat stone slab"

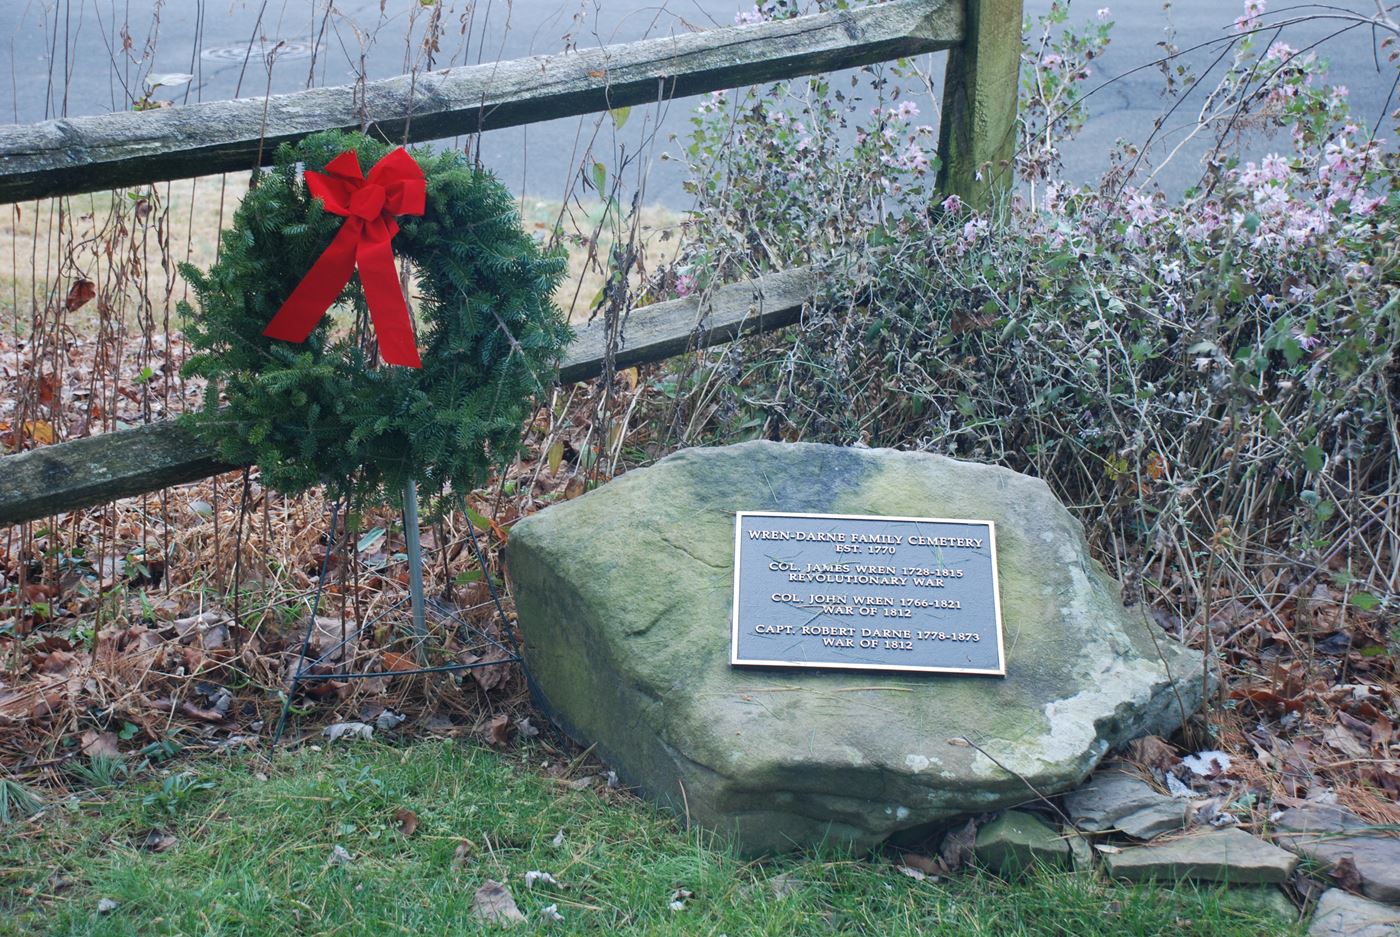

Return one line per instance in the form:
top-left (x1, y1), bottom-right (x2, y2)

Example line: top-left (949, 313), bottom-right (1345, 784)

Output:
top-left (1117, 799), bottom-right (1191, 841)
top-left (1275, 805), bottom-right (1400, 903)
top-left (974, 811), bottom-right (1071, 876)
top-left (1308, 889), bottom-right (1400, 937)
top-left (1103, 827), bottom-right (1299, 884)
top-left (1065, 772), bottom-right (1176, 833)
top-left (508, 442), bottom-right (1208, 855)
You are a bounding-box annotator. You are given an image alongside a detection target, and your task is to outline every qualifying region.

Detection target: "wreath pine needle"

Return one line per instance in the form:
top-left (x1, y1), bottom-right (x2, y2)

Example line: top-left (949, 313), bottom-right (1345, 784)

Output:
top-left (179, 131), bottom-right (571, 510)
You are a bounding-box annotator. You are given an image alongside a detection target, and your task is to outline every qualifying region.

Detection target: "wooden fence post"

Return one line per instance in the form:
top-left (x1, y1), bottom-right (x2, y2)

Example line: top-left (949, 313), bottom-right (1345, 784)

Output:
top-left (936, 0), bottom-right (1023, 209)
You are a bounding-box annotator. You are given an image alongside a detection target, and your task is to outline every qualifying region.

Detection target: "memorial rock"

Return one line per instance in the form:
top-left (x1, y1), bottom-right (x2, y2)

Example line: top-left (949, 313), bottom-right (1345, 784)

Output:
top-left (507, 442), bottom-right (1208, 855)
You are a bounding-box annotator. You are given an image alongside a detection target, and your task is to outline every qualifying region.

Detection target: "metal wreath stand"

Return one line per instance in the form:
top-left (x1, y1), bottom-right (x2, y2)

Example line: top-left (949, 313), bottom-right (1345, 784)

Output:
top-left (270, 479), bottom-right (521, 749)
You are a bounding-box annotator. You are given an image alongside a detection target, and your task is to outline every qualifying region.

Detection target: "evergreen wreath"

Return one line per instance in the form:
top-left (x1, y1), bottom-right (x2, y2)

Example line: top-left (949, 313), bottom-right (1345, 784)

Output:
top-left (180, 131), bottom-right (570, 507)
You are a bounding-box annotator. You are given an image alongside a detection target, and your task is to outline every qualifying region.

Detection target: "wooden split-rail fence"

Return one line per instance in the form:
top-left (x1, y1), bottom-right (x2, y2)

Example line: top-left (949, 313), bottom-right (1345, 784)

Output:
top-left (0, 0), bottom-right (1022, 525)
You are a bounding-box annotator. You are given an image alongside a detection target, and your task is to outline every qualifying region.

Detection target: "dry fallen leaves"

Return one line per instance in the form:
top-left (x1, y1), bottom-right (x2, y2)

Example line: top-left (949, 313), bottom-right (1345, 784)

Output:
top-left (63, 279), bottom-right (96, 312)
top-left (938, 817), bottom-right (978, 872)
top-left (380, 651), bottom-right (418, 673)
top-left (461, 652), bottom-right (512, 692)
top-left (484, 713), bottom-right (513, 749)
top-left (1331, 855), bottom-right (1365, 893)
top-left (139, 830), bottom-right (178, 853)
top-left (79, 730), bottom-right (120, 760)
top-left (179, 700), bottom-right (226, 723)
top-left (896, 851), bottom-right (945, 877)
top-left (393, 807), bottom-right (418, 837)
top-left (472, 879), bottom-right (526, 925)
top-left (38, 649), bottom-right (78, 676)
top-left (21, 420), bottom-right (56, 446)
top-left (1127, 735), bottom-right (1179, 774)
top-left (308, 616), bottom-right (356, 663)
top-left (1321, 724), bottom-right (1368, 760)
top-left (452, 839), bottom-right (475, 868)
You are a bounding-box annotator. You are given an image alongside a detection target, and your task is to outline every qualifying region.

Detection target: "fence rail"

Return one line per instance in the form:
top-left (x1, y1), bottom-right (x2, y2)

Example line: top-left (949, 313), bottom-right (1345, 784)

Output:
top-left (0, 0), bottom-right (962, 204)
top-left (0, 0), bottom-right (1023, 526)
top-left (0, 268), bottom-right (822, 525)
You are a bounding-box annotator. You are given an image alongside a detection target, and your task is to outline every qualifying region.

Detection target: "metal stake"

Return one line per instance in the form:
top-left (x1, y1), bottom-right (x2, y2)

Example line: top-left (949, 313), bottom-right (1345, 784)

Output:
top-left (403, 479), bottom-right (428, 664)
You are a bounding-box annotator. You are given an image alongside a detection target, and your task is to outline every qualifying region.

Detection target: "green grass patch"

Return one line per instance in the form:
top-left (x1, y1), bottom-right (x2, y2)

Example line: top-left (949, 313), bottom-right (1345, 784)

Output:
top-left (0, 742), bottom-right (1300, 936)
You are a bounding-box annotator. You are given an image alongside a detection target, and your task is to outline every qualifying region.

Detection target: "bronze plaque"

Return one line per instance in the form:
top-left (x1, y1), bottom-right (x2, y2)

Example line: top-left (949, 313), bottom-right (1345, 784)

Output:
top-left (731, 511), bottom-right (1005, 675)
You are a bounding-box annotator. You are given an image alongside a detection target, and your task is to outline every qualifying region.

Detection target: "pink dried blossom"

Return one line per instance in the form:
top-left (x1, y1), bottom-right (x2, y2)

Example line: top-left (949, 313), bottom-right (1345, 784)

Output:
top-left (1353, 195), bottom-right (1383, 216)
top-left (1254, 184), bottom-right (1290, 215)
top-left (698, 89), bottom-right (727, 114)
top-left (1183, 203), bottom-right (1224, 241)
top-left (1234, 0), bottom-right (1266, 32)
top-left (883, 141), bottom-right (931, 174)
top-left (1124, 191), bottom-right (1159, 226)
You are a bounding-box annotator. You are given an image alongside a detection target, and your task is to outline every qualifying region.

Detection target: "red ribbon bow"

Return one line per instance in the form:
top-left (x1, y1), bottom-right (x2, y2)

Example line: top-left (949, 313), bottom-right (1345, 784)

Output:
top-left (262, 148), bottom-right (427, 368)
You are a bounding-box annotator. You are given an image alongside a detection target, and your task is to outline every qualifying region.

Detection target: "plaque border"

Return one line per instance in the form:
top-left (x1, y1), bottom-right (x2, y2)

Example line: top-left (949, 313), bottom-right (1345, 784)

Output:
top-left (729, 510), bottom-right (1007, 676)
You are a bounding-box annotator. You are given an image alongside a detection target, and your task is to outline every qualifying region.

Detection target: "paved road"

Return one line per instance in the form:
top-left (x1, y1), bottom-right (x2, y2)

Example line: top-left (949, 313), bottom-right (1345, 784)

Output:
top-left (1043, 0), bottom-right (1396, 194)
top-left (3, 0), bottom-right (1394, 203)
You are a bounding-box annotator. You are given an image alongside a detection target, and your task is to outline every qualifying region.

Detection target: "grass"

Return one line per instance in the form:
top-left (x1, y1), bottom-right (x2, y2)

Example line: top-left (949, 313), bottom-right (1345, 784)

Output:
top-left (0, 741), bottom-right (1302, 936)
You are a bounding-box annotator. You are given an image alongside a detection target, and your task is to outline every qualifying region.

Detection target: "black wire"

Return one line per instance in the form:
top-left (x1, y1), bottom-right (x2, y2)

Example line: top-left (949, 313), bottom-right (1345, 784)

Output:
top-left (426, 595), bottom-right (519, 659)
